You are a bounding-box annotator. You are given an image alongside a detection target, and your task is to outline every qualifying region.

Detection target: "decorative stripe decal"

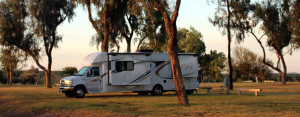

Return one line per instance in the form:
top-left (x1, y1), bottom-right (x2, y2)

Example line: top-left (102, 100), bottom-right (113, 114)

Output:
top-left (134, 60), bottom-right (151, 65)
top-left (155, 61), bottom-right (170, 76)
top-left (182, 72), bottom-right (197, 77)
top-left (128, 70), bottom-right (151, 84)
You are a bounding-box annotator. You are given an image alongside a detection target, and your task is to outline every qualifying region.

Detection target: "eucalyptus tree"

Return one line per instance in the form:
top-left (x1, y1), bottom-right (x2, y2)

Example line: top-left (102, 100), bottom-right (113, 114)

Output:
top-left (202, 50), bottom-right (226, 82)
top-left (0, 0), bottom-right (75, 88)
top-left (209, 0), bottom-right (235, 89)
top-left (153, 0), bottom-right (189, 105)
top-left (137, 1), bottom-right (167, 52)
top-left (77, 0), bottom-right (128, 52)
top-left (254, 0), bottom-right (298, 85)
top-left (117, 0), bottom-right (142, 52)
top-left (0, 0), bottom-right (28, 85)
top-left (230, 0), bottom-right (300, 85)
top-left (232, 46), bottom-right (272, 81)
top-left (0, 47), bottom-right (25, 85)
top-left (27, 0), bottom-right (75, 88)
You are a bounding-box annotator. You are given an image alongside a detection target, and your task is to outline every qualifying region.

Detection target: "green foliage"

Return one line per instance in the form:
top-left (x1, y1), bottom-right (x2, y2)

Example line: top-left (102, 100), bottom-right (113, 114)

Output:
top-left (0, 0), bottom-right (75, 88)
top-left (201, 50), bottom-right (226, 82)
top-left (20, 66), bottom-right (40, 84)
top-left (289, 0), bottom-right (300, 50)
top-left (232, 46), bottom-right (272, 81)
top-left (140, 26), bottom-right (205, 54)
top-left (62, 66), bottom-right (78, 76)
top-left (28, 0), bottom-right (75, 50)
top-left (137, 1), bottom-right (167, 52)
top-left (0, 47), bottom-right (26, 84)
top-left (177, 27), bottom-right (205, 54)
top-left (255, 0), bottom-right (292, 51)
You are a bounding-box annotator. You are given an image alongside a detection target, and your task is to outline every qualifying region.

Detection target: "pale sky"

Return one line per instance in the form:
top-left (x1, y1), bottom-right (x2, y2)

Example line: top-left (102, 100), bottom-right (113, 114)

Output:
top-left (25, 0), bottom-right (299, 73)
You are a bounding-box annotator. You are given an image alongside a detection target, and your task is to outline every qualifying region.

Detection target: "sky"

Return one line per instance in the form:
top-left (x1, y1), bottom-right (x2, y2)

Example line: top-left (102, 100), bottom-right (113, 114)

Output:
top-left (24, 0), bottom-right (299, 73)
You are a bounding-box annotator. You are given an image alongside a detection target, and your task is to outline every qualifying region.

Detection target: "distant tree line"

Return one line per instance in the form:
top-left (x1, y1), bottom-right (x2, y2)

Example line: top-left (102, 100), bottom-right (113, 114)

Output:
top-left (0, 66), bottom-right (78, 84)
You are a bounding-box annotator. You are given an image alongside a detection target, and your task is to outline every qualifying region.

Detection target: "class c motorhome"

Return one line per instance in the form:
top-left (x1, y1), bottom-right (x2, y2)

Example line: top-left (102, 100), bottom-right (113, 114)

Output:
top-left (59, 52), bottom-right (199, 98)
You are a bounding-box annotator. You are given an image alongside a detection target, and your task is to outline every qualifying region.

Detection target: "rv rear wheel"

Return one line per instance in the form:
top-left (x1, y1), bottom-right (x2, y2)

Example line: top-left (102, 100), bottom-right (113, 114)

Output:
top-left (65, 91), bottom-right (74, 97)
top-left (186, 90), bottom-right (194, 94)
top-left (74, 87), bottom-right (86, 98)
top-left (151, 85), bottom-right (163, 95)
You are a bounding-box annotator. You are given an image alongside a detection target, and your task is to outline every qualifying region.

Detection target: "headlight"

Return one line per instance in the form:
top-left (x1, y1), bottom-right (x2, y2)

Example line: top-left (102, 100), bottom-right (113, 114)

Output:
top-left (61, 80), bottom-right (72, 87)
top-left (64, 80), bottom-right (72, 85)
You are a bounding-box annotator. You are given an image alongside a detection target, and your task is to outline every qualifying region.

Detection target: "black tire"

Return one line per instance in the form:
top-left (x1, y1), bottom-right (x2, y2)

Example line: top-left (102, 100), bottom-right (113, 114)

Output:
top-left (65, 91), bottom-right (74, 97)
top-left (74, 87), bottom-right (86, 98)
top-left (186, 90), bottom-right (194, 95)
top-left (137, 92), bottom-right (148, 95)
top-left (151, 85), bottom-right (163, 95)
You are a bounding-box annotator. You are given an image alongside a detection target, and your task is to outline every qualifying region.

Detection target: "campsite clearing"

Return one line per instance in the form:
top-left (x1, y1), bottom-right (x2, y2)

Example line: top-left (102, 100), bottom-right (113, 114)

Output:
top-left (0, 82), bottom-right (299, 116)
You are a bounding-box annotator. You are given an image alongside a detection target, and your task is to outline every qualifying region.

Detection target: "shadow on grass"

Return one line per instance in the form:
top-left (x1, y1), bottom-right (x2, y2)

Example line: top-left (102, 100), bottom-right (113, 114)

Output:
top-left (85, 93), bottom-right (178, 98)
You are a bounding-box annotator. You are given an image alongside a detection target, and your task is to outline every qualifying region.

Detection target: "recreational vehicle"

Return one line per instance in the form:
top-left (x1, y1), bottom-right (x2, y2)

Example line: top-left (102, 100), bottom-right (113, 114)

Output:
top-left (59, 52), bottom-right (199, 98)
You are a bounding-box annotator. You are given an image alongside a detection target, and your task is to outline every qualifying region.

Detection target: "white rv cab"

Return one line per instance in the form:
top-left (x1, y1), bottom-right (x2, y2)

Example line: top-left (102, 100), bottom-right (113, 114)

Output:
top-left (59, 52), bottom-right (199, 98)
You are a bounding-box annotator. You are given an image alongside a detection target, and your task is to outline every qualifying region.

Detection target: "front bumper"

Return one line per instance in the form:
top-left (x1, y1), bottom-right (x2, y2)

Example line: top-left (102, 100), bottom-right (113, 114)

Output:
top-left (59, 87), bottom-right (74, 93)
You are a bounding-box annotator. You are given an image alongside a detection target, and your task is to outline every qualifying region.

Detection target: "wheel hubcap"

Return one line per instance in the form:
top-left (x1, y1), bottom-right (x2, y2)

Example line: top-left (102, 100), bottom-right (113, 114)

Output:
top-left (76, 89), bottom-right (84, 97)
top-left (155, 87), bottom-right (161, 94)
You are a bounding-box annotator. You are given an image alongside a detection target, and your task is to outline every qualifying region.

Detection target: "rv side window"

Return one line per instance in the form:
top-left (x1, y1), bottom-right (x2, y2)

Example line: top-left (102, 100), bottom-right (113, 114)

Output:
top-left (116, 61), bottom-right (134, 71)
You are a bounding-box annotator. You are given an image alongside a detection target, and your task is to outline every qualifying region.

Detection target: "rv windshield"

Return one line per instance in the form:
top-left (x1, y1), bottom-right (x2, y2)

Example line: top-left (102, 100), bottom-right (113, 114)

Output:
top-left (75, 67), bottom-right (90, 76)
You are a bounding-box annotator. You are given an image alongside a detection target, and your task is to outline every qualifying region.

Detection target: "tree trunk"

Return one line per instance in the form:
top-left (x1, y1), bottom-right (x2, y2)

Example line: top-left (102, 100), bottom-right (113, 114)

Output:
top-left (9, 64), bottom-right (12, 85)
top-left (154, 0), bottom-right (188, 105)
top-left (116, 43), bottom-right (120, 52)
top-left (167, 25), bottom-right (188, 105)
top-left (126, 40), bottom-right (131, 52)
top-left (6, 72), bottom-right (9, 84)
top-left (279, 53), bottom-right (287, 85)
top-left (102, 1), bottom-right (109, 52)
top-left (277, 71), bottom-right (281, 82)
top-left (226, 0), bottom-right (233, 90)
top-left (46, 55), bottom-right (52, 88)
top-left (251, 31), bottom-right (284, 84)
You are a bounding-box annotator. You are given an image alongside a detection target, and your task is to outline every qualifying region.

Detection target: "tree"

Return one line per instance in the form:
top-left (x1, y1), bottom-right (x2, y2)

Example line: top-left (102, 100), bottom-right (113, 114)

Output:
top-left (201, 50), bottom-right (226, 82)
top-left (209, 0), bottom-right (235, 89)
top-left (62, 66), bottom-right (78, 76)
top-left (254, 0), bottom-right (300, 85)
top-left (0, 47), bottom-right (25, 85)
top-left (230, 0), bottom-right (300, 85)
top-left (118, 0), bottom-right (142, 52)
top-left (28, 0), bottom-right (75, 88)
top-left (232, 46), bottom-right (272, 81)
top-left (154, 0), bottom-right (188, 105)
top-left (137, 1), bottom-right (167, 52)
top-left (0, 0), bottom-right (28, 85)
top-left (290, 0), bottom-right (300, 49)
top-left (20, 66), bottom-right (40, 84)
top-left (78, 0), bottom-right (127, 52)
top-left (0, 0), bottom-right (75, 88)
top-left (177, 27), bottom-right (206, 54)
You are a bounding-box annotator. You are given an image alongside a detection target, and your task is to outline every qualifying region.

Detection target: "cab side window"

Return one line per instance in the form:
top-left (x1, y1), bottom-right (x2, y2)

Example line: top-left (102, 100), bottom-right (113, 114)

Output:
top-left (88, 67), bottom-right (99, 77)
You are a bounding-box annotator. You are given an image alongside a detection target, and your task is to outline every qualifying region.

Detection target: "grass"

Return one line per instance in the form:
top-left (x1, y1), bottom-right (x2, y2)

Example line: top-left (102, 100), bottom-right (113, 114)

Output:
top-left (0, 82), bottom-right (299, 116)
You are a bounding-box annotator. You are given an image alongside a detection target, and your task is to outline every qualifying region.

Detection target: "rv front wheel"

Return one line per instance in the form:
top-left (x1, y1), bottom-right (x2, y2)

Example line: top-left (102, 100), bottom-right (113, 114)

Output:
top-left (152, 85), bottom-right (163, 95)
top-left (74, 87), bottom-right (86, 98)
